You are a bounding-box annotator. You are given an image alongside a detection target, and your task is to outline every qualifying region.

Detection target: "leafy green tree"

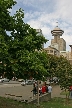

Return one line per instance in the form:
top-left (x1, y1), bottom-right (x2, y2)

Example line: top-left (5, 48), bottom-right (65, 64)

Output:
top-left (0, 0), bottom-right (16, 35)
top-left (8, 8), bottom-right (48, 79)
top-left (0, 0), bottom-right (48, 79)
top-left (54, 56), bottom-right (72, 101)
top-left (55, 56), bottom-right (72, 90)
top-left (43, 53), bottom-right (72, 91)
top-left (47, 54), bottom-right (58, 78)
top-left (0, 0), bottom-right (17, 78)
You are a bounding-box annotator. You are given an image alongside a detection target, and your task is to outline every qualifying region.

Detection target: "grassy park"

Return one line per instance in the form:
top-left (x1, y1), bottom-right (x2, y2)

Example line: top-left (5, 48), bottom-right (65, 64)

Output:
top-left (0, 97), bottom-right (72, 108)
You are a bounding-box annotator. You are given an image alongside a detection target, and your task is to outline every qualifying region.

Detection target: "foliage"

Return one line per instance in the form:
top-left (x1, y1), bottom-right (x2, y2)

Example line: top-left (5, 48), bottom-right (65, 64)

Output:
top-left (9, 8), bottom-right (48, 79)
top-left (0, 0), bottom-right (48, 80)
top-left (0, 0), bottom-right (16, 77)
top-left (55, 56), bottom-right (72, 90)
top-left (0, 0), bottom-right (16, 34)
top-left (44, 53), bottom-right (72, 91)
top-left (46, 54), bottom-right (58, 77)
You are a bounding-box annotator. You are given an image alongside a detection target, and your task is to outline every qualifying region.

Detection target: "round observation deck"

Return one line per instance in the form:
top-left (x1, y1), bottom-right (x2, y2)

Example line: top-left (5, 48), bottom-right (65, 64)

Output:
top-left (51, 26), bottom-right (64, 36)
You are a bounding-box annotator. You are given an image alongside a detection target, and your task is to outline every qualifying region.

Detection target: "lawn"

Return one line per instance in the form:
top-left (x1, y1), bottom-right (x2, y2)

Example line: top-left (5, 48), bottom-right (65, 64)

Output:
top-left (60, 90), bottom-right (69, 96)
top-left (0, 97), bottom-right (72, 108)
top-left (41, 97), bottom-right (72, 108)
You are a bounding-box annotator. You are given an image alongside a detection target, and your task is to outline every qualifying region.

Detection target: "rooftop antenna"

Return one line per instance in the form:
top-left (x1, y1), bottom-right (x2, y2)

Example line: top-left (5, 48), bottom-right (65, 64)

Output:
top-left (56, 22), bottom-right (58, 27)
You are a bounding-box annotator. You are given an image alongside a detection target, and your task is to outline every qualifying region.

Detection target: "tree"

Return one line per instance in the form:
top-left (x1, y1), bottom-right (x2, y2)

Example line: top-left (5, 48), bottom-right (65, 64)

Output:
top-left (55, 56), bottom-right (72, 90)
top-left (0, 0), bottom-right (17, 78)
top-left (47, 54), bottom-right (58, 78)
top-left (0, 0), bottom-right (16, 35)
top-left (8, 8), bottom-right (48, 79)
top-left (0, 0), bottom-right (48, 79)
top-left (54, 56), bottom-right (72, 102)
top-left (43, 53), bottom-right (72, 91)
top-left (45, 54), bottom-right (72, 90)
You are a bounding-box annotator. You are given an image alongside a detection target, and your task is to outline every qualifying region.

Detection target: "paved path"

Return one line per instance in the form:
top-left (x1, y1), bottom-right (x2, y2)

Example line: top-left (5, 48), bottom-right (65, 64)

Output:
top-left (0, 84), bottom-right (66, 101)
top-left (0, 84), bottom-right (33, 100)
top-left (51, 85), bottom-right (66, 98)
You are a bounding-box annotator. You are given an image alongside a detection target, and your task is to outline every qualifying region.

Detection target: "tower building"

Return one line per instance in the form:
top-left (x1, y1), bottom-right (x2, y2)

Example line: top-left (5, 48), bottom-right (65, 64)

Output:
top-left (51, 24), bottom-right (66, 51)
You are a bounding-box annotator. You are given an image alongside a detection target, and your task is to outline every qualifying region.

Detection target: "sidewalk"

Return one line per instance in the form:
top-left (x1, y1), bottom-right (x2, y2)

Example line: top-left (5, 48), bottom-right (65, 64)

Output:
top-left (51, 85), bottom-right (66, 98)
top-left (0, 84), bottom-right (66, 101)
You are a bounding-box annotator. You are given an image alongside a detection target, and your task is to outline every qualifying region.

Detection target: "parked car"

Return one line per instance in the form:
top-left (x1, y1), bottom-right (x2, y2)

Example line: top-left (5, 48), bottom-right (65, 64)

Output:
top-left (0, 78), bottom-right (3, 82)
top-left (18, 79), bottom-right (24, 82)
top-left (49, 77), bottom-right (59, 84)
top-left (21, 80), bottom-right (26, 86)
top-left (0, 78), bottom-right (9, 82)
top-left (53, 77), bottom-right (59, 83)
top-left (26, 80), bottom-right (35, 85)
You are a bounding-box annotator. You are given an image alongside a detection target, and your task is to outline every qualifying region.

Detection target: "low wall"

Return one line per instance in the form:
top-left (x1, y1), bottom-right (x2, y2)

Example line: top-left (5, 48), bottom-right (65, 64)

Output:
top-left (39, 93), bottom-right (51, 102)
top-left (29, 93), bottom-right (51, 103)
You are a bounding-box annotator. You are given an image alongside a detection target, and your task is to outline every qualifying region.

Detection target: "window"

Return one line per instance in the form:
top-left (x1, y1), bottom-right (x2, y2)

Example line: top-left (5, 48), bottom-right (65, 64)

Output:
top-left (50, 50), bottom-right (53, 53)
top-left (47, 50), bottom-right (49, 53)
top-left (54, 51), bottom-right (56, 55)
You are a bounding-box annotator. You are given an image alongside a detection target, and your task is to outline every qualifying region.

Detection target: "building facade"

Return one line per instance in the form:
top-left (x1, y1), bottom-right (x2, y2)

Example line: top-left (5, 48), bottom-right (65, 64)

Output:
top-left (43, 23), bottom-right (72, 65)
top-left (44, 46), bottom-right (60, 57)
top-left (60, 50), bottom-right (72, 65)
top-left (36, 29), bottom-right (44, 48)
top-left (51, 26), bottom-right (66, 51)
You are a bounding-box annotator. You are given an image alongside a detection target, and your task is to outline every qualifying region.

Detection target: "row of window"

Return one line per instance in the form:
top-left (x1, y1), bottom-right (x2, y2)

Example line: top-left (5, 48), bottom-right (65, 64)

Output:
top-left (46, 50), bottom-right (57, 54)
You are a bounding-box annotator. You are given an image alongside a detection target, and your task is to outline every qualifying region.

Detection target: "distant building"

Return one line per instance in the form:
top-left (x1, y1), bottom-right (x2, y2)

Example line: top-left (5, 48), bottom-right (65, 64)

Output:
top-left (44, 24), bottom-right (66, 57)
top-left (51, 25), bottom-right (66, 51)
top-left (60, 51), bottom-right (70, 59)
top-left (36, 29), bottom-right (44, 48)
top-left (60, 50), bottom-right (72, 65)
top-left (50, 43), bottom-right (59, 50)
top-left (44, 46), bottom-right (60, 57)
top-left (36, 29), bottom-right (42, 34)
top-left (44, 23), bottom-right (72, 65)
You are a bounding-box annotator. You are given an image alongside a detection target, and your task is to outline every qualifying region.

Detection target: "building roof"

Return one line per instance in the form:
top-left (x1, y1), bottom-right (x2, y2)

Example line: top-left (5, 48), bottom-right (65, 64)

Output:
top-left (51, 26), bottom-right (64, 36)
top-left (53, 26), bottom-right (61, 30)
top-left (44, 46), bottom-right (59, 52)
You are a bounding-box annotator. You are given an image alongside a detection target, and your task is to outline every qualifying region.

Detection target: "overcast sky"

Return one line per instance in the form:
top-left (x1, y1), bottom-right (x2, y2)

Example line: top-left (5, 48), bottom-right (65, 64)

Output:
top-left (10, 0), bottom-right (72, 51)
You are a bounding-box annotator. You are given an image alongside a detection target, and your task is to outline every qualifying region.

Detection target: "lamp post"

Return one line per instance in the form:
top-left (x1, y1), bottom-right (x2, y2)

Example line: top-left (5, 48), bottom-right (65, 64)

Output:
top-left (69, 45), bottom-right (72, 59)
top-left (37, 80), bottom-right (39, 106)
top-left (69, 45), bottom-right (72, 65)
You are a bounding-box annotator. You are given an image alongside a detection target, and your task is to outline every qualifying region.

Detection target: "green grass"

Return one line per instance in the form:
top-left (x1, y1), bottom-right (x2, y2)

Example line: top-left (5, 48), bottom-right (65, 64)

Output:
top-left (60, 90), bottom-right (70, 95)
top-left (0, 97), bottom-right (72, 108)
top-left (41, 97), bottom-right (72, 108)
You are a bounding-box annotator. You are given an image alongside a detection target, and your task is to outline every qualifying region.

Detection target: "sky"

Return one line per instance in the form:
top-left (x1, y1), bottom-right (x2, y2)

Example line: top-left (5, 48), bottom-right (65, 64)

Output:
top-left (10, 0), bottom-right (72, 51)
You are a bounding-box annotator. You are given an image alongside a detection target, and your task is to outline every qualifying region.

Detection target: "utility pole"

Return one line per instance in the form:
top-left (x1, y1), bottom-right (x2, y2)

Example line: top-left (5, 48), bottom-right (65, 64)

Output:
top-left (37, 80), bottom-right (39, 106)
